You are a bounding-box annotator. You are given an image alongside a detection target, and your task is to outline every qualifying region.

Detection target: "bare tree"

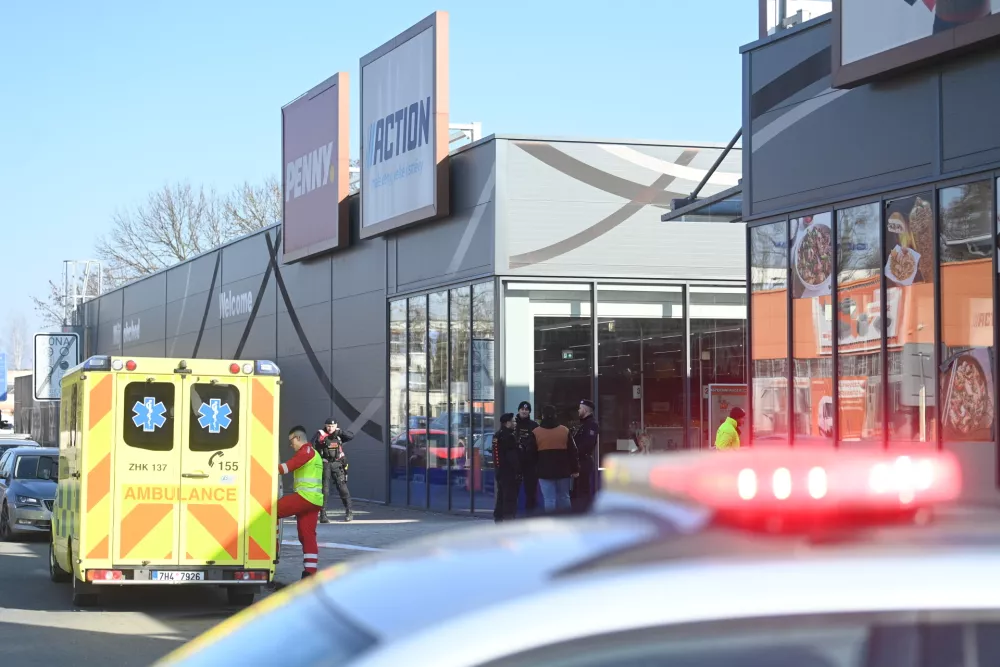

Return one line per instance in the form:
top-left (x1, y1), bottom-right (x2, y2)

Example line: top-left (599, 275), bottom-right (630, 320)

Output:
top-left (96, 182), bottom-right (226, 289)
top-left (5, 313), bottom-right (27, 369)
top-left (31, 268), bottom-right (104, 329)
top-left (222, 174), bottom-right (282, 237)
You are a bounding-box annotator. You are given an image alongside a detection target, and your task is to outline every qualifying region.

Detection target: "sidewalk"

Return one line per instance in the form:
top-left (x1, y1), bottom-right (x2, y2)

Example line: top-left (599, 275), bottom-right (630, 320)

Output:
top-left (271, 501), bottom-right (483, 586)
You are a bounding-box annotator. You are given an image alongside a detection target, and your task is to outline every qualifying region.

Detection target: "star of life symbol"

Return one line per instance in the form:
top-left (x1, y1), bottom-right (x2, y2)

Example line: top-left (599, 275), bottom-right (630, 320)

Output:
top-left (132, 397), bottom-right (167, 433)
top-left (198, 399), bottom-right (233, 434)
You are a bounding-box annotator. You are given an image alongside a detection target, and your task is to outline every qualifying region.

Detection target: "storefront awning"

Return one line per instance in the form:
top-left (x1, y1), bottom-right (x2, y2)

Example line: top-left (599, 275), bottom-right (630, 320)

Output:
top-left (660, 184), bottom-right (743, 223)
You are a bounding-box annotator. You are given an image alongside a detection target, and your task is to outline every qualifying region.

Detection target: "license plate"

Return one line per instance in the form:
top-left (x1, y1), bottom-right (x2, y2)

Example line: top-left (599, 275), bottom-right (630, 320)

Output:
top-left (152, 571), bottom-right (205, 582)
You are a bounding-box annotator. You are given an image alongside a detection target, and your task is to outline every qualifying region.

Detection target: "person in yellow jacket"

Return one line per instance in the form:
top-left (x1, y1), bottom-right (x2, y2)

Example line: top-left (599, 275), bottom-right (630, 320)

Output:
top-left (715, 407), bottom-right (746, 450)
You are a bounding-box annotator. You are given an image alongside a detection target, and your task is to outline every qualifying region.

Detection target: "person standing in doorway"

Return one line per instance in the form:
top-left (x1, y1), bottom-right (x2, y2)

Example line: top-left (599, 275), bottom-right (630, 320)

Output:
top-left (571, 399), bottom-right (599, 513)
top-left (279, 426), bottom-right (324, 579)
top-left (514, 401), bottom-right (539, 516)
top-left (492, 413), bottom-right (520, 523)
top-left (715, 406), bottom-right (745, 450)
top-left (312, 417), bottom-right (355, 523)
top-left (527, 405), bottom-right (579, 513)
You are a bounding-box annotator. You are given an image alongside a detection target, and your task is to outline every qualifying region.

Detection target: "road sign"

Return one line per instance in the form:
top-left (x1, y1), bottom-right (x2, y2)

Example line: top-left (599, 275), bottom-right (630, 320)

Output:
top-left (0, 352), bottom-right (7, 402)
top-left (34, 333), bottom-right (80, 401)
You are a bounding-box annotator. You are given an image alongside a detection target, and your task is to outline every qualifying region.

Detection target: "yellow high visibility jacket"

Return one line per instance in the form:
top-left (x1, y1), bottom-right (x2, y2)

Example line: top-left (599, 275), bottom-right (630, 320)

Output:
top-left (715, 417), bottom-right (741, 450)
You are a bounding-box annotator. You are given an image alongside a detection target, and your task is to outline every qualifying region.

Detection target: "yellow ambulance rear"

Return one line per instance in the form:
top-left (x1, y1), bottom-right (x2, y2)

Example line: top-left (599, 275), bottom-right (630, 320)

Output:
top-left (49, 356), bottom-right (283, 607)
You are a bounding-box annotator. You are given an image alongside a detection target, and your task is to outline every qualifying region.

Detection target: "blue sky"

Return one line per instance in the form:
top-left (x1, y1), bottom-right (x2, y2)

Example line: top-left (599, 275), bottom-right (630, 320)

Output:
top-left (0, 1), bottom-right (756, 341)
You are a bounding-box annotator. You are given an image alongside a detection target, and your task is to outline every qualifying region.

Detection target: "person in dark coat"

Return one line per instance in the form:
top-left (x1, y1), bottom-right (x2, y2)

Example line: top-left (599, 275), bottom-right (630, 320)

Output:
top-left (527, 405), bottom-right (580, 513)
top-left (514, 401), bottom-right (540, 516)
top-left (571, 399), bottom-right (599, 513)
top-left (492, 413), bottom-right (520, 523)
top-left (312, 417), bottom-right (354, 523)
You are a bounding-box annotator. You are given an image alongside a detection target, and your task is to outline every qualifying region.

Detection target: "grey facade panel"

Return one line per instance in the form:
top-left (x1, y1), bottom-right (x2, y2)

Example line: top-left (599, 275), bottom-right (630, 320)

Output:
top-left (167, 253), bottom-right (219, 304)
top-left (393, 201), bottom-right (495, 292)
top-left (392, 140), bottom-right (497, 295)
top-left (276, 255), bottom-right (332, 312)
top-left (941, 54), bottom-right (1000, 172)
top-left (166, 289), bottom-right (216, 339)
top-left (123, 272), bottom-right (167, 317)
top-left (331, 343), bottom-right (385, 400)
top-left (499, 138), bottom-right (744, 280)
top-left (745, 18), bottom-right (1000, 219)
top-left (330, 291), bottom-right (386, 348)
top-left (332, 236), bottom-right (386, 300)
top-left (121, 304), bottom-right (167, 352)
top-left (277, 304), bottom-right (332, 358)
top-left (222, 234), bottom-right (271, 285)
top-left (222, 314), bottom-right (276, 360)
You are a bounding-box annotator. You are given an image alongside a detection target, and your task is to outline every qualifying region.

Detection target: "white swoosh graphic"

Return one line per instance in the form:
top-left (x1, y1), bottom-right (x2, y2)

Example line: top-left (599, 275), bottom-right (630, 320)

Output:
top-left (598, 144), bottom-right (741, 186)
top-left (752, 88), bottom-right (850, 152)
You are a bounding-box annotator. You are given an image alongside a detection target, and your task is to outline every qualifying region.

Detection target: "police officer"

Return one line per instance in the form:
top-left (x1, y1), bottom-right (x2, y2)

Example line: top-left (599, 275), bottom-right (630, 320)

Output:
top-left (571, 399), bottom-right (599, 513)
top-left (312, 417), bottom-right (354, 523)
top-left (514, 401), bottom-right (539, 516)
top-left (492, 413), bottom-right (520, 523)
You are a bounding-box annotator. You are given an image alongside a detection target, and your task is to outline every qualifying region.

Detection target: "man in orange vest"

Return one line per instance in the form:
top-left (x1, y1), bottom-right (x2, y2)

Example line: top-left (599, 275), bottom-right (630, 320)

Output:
top-left (527, 405), bottom-right (580, 513)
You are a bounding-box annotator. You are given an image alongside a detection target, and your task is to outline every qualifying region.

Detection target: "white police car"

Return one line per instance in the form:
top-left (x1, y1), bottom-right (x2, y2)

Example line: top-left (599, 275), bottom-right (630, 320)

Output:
top-left (157, 448), bottom-right (1000, 667)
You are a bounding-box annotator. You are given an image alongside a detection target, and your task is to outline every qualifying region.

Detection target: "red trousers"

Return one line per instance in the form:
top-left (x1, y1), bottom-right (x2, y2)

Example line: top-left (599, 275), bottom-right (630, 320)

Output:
top-left (278, 493), bottom-right (321, 573)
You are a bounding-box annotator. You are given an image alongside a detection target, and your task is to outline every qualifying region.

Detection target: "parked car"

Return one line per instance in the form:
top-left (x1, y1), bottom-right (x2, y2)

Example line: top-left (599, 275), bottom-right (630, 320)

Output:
top-left (0, 446), bottom-right (58, 539)
top-left (0, 438), bottom-right (40, 458)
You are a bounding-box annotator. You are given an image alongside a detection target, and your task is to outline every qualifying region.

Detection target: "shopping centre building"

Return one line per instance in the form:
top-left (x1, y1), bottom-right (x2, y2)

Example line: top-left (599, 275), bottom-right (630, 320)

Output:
top-left (75, 12), bottom-right (746, 514)
top-left (668, 1), bottom-right (1000, 502)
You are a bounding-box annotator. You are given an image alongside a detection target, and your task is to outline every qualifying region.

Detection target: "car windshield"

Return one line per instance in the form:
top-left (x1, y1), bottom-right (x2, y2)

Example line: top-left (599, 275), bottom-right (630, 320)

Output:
top-left (14, 455), bottom-right (58, 480)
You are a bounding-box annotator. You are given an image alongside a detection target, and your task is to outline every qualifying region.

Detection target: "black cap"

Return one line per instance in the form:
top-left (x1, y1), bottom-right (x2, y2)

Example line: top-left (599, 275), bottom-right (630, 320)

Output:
top-left (580, 399), bottom-right (595, 411)
top-left (500, 413), bottom-right (515, 424)
top-left (518, 401), bottom-right (531, 411)
top-left (730, 406), bottom-right (746, 420)
top-left (324, 417), bottom-right (337, 425)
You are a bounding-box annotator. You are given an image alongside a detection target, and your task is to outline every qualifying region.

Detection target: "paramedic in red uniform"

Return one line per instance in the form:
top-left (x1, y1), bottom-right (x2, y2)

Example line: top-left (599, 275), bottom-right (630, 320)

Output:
top-left (278, 425), bottom-right (325, 579)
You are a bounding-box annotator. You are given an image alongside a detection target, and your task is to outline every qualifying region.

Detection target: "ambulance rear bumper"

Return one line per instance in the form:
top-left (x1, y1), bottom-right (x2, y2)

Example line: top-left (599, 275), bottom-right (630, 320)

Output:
top-left (87, 566), bottom-right (273, 584)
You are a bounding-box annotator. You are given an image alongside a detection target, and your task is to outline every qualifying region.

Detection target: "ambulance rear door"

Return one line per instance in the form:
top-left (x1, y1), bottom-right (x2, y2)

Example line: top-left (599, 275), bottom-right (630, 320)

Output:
top-left (178, 376), bottom-right (249, 567)
top-left (112, 373), bottom-right (183, 566)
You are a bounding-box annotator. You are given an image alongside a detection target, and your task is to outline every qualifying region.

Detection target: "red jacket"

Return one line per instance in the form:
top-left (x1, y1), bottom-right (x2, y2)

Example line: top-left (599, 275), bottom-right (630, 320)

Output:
top-left (279, 444), bottom-right (318, 476)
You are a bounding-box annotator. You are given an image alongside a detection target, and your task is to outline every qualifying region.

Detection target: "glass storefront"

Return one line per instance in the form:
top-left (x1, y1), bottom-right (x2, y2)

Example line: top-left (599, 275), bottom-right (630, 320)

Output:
top-left (388, 281), bottom-right (495, 512)
top-left (504, 281), bottom-right (746, 463)
top-left (747, 176), bottom-right (1000, 453)
top-left (391, 278), bottom-right (747, 512)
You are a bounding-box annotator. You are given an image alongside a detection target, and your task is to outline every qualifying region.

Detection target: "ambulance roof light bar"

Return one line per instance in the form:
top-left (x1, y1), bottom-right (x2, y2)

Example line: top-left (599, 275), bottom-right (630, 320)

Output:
top-left (602, 449), bottom-right (961, 520)
top-left (82, 356), bottom-right (111, 371)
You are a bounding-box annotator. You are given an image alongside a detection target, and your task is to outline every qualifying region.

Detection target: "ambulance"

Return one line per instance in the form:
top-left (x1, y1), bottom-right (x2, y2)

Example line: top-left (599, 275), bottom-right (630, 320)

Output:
top-left (48, 356), bottom-right (283, 607)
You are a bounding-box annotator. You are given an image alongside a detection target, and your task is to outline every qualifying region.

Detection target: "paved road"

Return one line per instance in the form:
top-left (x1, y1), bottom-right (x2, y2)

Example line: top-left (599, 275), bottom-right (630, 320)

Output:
top-left (0, 502), bottom-right (478, 667)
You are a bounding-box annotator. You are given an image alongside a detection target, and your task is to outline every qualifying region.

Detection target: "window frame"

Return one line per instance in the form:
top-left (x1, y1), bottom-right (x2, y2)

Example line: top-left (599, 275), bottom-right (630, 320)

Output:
top-left (121, 380), bottom-right (176, 452)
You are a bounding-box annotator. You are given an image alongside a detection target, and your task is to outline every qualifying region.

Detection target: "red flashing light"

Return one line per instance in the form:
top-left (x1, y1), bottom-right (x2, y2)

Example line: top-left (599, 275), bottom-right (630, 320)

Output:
top-left (230, 363), bottom-right (241, 374)
top-left (87, 569), bottom-right (124, 582)
top-left (647, 449), bottom-right (961, 513)
top-left (125, 360), bottom-right (137, 371)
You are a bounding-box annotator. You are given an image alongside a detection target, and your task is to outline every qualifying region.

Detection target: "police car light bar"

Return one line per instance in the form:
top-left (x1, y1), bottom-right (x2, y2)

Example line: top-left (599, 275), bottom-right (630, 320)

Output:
top-left (603, 449), bottom-right (961, 515)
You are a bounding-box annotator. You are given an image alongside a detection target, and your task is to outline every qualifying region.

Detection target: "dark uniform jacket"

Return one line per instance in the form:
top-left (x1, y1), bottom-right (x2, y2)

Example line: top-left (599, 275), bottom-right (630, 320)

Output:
top-left (312, 428), bottom-right (354, 466)
top-left (491, 427), bottom-right (521, 483)
top-left (515, 416), bottom-right (539, 471)
top-left (574, 414), bottom-right (599, 459)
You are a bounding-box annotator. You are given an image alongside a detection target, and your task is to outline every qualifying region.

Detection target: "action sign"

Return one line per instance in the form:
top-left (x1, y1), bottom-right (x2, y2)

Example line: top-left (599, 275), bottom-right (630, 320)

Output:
top-left (359, 11), bottom-right (449, 239)
top-left (34, 333), bottom-right (80, 401)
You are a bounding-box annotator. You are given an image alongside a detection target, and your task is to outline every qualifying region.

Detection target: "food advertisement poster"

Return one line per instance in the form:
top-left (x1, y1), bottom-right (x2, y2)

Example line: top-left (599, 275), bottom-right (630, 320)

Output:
top-left (791, 212), bottom-right (833, 299)
top-left (884, 193), bottom-right (934, 286)
top-left (707, 384), bottom-right (747, 442)
top-left (941, 347), bottom-right (995, 442)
